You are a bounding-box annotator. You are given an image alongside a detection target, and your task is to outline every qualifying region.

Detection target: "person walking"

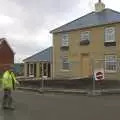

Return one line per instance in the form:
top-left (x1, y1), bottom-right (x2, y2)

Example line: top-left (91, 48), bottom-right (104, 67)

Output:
top-left (1, 69), bottom-right (19, 110)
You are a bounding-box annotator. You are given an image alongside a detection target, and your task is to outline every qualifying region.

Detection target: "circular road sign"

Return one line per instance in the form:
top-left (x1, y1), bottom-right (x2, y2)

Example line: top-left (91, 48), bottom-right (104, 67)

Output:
top-left (96, 71), bottom-right (103, 80)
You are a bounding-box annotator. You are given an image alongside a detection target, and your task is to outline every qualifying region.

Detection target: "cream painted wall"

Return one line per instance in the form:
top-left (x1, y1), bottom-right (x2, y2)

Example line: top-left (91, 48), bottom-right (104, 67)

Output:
top-left (53, 23), bottom-right (120, 80)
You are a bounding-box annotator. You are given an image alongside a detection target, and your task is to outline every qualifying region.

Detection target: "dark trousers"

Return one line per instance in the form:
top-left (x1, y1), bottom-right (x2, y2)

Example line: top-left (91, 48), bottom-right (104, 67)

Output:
top-left (2, 89), bottom-right (13, 108)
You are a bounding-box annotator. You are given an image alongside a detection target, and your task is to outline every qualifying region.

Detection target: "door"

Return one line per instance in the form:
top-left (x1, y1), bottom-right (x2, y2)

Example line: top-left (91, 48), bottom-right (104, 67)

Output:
top-left (81, 54), bottom-right (91, 77)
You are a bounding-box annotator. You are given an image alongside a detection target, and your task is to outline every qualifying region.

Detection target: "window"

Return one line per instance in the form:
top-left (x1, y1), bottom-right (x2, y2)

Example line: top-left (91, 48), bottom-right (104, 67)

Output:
top-left (62, 57), bottom-right (70, 70)
top-left (61, 33), bottom-right (69, 47)
top-left (80, 31), bottom-right (90, 41)
top-left (105, 55), bottom-right (117, 72)
top-left (105, 27), bottom-right (115, 42)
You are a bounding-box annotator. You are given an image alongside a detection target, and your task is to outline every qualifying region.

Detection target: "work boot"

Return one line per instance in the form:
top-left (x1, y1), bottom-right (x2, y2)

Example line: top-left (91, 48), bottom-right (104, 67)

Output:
top-left (8, 106), bottom-right (15, 110)
top-left (2, 100), bottom-right (9, 109)
top-left (2, 105), bottom-right (9, 109)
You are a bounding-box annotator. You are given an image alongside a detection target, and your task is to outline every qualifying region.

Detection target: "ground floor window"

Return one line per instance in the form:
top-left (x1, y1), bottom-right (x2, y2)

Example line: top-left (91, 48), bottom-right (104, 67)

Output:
top-left (105, 55), bottom-right (117, 72)
top-left (62, 57), bottom-right (70, 70)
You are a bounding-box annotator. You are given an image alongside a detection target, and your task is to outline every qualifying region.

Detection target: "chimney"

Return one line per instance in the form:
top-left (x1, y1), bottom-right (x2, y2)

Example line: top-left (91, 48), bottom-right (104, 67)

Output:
top-left (95, 0), bottom-right (105, 12)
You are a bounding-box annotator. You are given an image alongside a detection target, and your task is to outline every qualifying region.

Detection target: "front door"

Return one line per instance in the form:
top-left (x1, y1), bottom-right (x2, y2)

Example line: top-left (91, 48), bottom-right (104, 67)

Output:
top-left (81, 54), bottom-right (91, 77)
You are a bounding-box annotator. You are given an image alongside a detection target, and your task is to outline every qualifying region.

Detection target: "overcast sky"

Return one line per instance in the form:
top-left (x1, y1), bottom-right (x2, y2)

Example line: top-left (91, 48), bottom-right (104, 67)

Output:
top-left (0, 0), bottom-right (119, 63)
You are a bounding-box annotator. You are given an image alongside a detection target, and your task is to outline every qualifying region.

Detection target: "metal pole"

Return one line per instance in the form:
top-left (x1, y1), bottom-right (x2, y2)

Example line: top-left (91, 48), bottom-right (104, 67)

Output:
top-left (42, 77), bottom-right (44, 90)
top-left (93, 72), bottom-right (95, 91)
top-left (92, 58), bottom-right (95, 91)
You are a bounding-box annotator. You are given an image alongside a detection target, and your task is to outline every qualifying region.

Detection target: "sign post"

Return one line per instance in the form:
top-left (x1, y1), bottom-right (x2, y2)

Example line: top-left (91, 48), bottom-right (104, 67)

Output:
top-left (91, 58), bottom-right (104, 95)
top-left (94, 68), bottom-right (104, 89)
top-left (41, 76), bottom-right (47, 92)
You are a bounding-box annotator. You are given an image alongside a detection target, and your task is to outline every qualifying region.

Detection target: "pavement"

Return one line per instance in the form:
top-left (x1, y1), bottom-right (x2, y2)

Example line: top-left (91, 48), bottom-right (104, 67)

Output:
top-left (0, 90), bottom-right (120, 120)
top-left (17, 87), bottom-right (120, 96)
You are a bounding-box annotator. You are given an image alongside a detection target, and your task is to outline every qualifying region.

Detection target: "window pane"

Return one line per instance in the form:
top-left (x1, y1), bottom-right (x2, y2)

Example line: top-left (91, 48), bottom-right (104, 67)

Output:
top-left (61, 34), bottom-right (69, 46)
top-left (105, 27), bottom-right (115, 42)
top-left (105, 55), bottom-right (117, 72)
top-left (80, 31), bottom-right (90, 41)
top-left (62, 57), bottom-right (70, 70)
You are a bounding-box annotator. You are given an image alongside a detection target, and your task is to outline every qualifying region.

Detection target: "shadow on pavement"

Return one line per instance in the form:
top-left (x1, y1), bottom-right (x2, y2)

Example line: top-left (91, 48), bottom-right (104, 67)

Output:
top-left (3, 109), bottom-right (16, 120)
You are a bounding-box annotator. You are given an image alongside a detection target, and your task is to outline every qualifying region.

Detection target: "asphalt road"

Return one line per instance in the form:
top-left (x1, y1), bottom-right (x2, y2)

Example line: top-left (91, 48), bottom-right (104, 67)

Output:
top-left (0, 90), bottom-right (120, 120)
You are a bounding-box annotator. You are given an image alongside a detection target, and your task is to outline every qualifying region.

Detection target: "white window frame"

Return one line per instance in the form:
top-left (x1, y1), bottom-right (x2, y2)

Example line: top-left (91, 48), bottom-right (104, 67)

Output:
top-left (105, 27), bottom-right (115, 42)
top-left (105, 55), bottom-right (117, 73)
top-left (61, 33), bottom-right (69, 47)
top-left (80, 31), bottom-right (90, 41)
top-left (61, 57), bottom-right (70, 70)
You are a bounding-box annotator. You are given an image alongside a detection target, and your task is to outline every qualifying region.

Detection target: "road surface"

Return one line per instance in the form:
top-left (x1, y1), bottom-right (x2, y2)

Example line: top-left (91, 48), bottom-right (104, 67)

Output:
top-left (0, 90), bottom-right (120, 120)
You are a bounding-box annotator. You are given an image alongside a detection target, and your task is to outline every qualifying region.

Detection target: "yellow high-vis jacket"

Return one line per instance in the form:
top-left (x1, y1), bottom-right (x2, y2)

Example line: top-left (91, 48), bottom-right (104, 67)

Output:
top-left (2, 70), bottom-right (18, 90)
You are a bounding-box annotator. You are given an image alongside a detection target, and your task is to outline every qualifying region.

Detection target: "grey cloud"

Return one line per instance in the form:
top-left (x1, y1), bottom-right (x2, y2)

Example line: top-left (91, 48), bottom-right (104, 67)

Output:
top-left (0, 0), bottom-right (82, 33)
top-left (9, 0), bottom-right (81, 33)
top-left (0, 0), bottom-right (91, 62)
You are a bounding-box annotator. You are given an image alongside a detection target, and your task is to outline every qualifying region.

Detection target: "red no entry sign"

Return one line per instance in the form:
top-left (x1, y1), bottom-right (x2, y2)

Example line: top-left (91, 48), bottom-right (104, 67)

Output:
top-left (94, 69), bottom-right (104, 81)
top-left (96, 72), bottom-right (103, 80)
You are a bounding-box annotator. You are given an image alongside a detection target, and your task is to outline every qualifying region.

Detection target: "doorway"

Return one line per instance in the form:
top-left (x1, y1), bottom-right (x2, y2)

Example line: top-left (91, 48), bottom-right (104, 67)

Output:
top-left (81, 54), bottom-right (91, 77)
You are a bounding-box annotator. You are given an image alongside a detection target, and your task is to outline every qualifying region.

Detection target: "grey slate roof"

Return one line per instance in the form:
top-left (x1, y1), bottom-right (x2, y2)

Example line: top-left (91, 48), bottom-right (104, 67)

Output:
top-left (50, 8), bottom-right (120, 33)
top-left (23, 47), bottom-right (53, 62)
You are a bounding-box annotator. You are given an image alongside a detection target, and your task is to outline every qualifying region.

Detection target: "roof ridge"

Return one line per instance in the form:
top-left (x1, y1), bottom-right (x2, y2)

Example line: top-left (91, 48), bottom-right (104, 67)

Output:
top-left (105, 8), bottom-right (120, 14)
top-left (50, 8), bottom-right (120, 33)
top-left (50, 11), bottom-right (94, 33)
top-left (23, 46), bottom-right (52, 62)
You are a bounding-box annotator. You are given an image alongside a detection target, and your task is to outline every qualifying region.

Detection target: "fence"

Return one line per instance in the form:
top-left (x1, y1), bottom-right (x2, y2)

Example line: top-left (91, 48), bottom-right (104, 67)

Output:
top-left (93, 59), bottom-right (120, 80)
top-left (17, 58), bottom-right (120, 91)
